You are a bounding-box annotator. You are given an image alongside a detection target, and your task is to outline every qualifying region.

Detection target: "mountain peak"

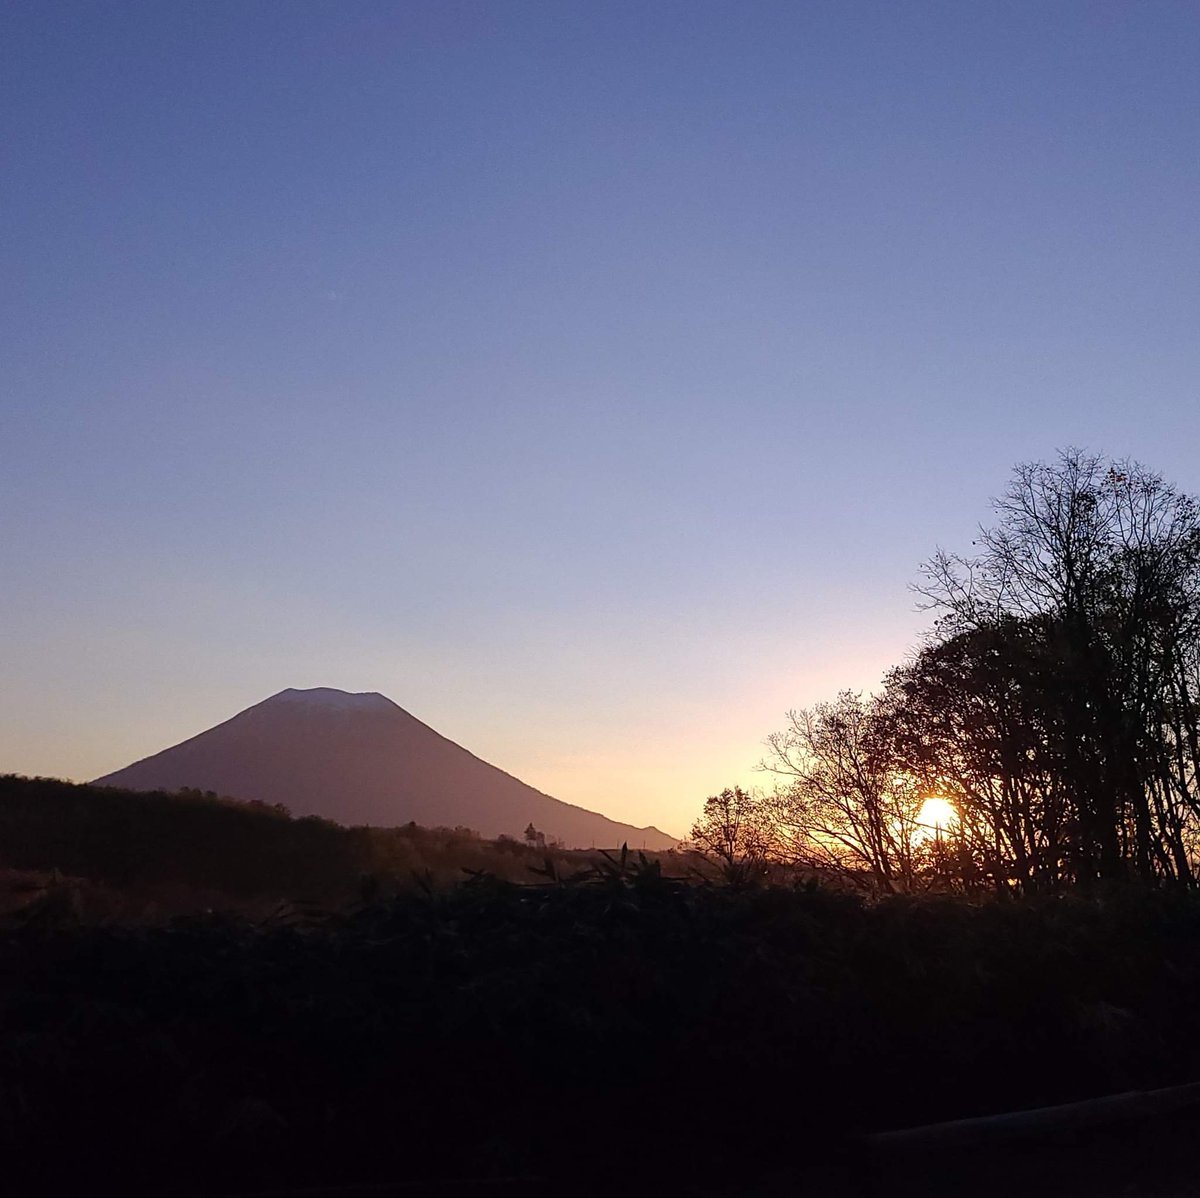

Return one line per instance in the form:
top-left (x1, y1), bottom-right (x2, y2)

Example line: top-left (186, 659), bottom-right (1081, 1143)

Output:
top-left (265, 687), bottom-right (397, 714)
top-left (93, 688), bottom-right (678, 849)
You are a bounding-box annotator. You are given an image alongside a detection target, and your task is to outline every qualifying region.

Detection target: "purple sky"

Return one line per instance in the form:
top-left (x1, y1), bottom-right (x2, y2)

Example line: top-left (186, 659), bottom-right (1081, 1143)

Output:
top-left (4, 2), bottom-right (1199, 837)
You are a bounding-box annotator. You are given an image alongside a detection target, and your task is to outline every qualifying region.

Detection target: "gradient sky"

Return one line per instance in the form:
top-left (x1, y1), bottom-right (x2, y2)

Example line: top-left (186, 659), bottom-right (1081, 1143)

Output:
top-left (4, 2), bottom-right (1199, 838)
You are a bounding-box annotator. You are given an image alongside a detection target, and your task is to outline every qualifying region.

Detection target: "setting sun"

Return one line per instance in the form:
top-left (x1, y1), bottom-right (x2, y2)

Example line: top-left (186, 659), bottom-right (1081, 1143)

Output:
top-left (916, 796), bottom-right (958, 838)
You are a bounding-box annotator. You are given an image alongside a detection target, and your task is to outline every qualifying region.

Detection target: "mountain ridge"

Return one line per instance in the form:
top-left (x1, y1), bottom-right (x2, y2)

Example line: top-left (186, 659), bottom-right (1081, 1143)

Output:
top-left (93, 687), bottom-right (677, 850)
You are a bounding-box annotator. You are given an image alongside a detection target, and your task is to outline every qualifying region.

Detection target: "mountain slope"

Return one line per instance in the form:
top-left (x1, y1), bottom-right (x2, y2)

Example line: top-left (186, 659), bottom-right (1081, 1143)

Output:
top-left (93, 688), bottom-right (677, 849)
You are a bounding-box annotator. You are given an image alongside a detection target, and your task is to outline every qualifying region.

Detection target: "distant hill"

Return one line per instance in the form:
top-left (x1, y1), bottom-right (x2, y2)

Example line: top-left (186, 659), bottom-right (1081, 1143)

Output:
top-left (93, 687), bottom-right (677, 850)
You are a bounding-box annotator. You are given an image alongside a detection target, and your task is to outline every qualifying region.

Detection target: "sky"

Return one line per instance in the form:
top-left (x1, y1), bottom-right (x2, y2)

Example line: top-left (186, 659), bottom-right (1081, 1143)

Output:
top-left (3, 1), bottom-right (1199, 838)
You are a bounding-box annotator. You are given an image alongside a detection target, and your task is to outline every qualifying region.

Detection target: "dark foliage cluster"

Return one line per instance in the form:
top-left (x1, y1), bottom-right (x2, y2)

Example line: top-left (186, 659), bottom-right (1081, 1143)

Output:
top-left (7, 863), bottom-right (1200, 1195)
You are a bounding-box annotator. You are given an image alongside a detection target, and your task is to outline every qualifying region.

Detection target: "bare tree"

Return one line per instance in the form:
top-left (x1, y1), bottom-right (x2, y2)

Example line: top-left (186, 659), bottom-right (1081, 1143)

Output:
top-left (682, 453), bottom-right (1200, 894)
top-left (915, 450), bottom-right (1200, 884)
top-left (886, 624), bottom-right (1071, 893)
top-left (689, 786), bottom-right (774, 882)
top-left (763, 692), bottom-right (927, 892)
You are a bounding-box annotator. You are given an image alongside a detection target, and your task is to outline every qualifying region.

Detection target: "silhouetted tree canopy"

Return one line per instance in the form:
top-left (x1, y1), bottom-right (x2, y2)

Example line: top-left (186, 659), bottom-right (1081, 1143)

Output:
top-left (689, 785), bottom-right (773, 881)
top-left (696, 451), bottom-right (1200, 893)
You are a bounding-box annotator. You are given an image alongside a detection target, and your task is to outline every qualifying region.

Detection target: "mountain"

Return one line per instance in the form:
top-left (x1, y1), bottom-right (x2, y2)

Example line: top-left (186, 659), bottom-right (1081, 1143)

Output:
top-left (92, 688), bottom-right (677, 850)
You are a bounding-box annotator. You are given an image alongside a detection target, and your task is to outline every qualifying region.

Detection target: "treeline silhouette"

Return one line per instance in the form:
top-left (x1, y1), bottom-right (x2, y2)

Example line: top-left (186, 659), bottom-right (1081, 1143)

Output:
top-left (695, 451), bottom-right (1200, 894)
top-left (0, 774), bottom-right (606, 917)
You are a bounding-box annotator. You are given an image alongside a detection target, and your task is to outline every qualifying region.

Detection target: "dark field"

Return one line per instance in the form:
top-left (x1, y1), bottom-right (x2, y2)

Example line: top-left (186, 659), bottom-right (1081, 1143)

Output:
top-left (6, 790), bottom-right (1200, 1196)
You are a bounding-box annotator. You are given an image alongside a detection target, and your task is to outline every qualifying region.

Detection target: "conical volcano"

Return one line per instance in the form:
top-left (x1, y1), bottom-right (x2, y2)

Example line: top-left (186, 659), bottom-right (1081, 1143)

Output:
top-left (92, 688), bottom-right (677, 850)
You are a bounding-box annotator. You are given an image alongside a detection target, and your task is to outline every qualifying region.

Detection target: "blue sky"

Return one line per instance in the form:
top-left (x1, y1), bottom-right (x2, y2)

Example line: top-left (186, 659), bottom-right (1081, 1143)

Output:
top-left (4, 1), bottom-right (1199, 836)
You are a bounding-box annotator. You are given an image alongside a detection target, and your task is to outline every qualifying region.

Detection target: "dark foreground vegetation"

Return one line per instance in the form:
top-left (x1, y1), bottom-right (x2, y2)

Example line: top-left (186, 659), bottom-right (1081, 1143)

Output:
top-left (7, 867), bottom-right (1200, 1196)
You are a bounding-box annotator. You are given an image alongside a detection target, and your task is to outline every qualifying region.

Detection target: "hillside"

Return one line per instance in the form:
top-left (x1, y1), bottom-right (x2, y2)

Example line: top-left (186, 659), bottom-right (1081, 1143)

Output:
top-left (0, 774), bottom-right (668, 917)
